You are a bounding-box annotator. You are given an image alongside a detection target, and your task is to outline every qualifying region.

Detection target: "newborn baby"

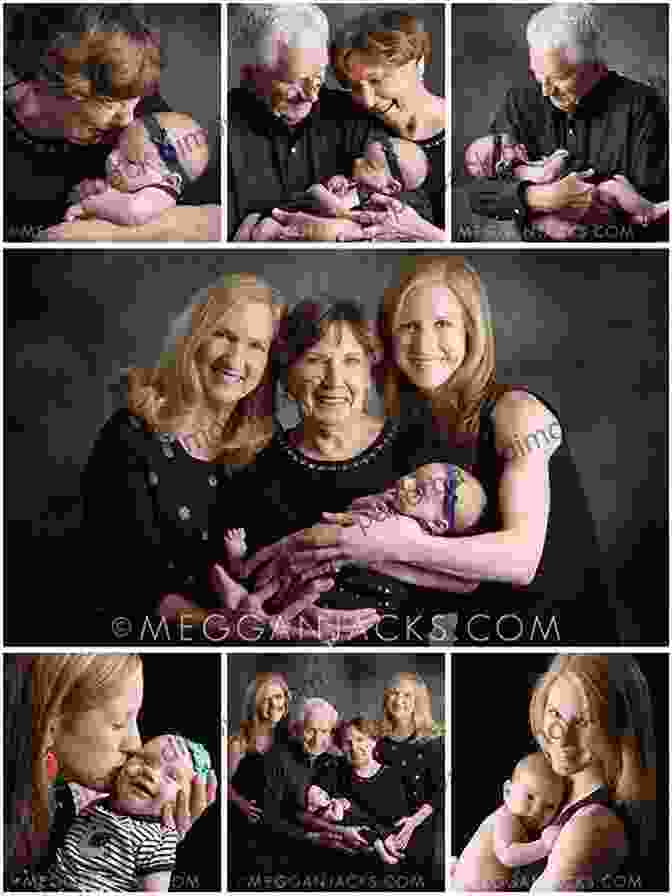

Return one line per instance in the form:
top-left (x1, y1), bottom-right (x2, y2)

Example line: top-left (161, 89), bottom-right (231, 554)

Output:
top-left (48, 734), bottom-right (212, 892)
top-left (64, 112), bottom-right (209, 226)
top-left (250, 136), bottom-right (432, 241)
top-left (465, 134), bottom-right (669, 240)
top-left (452, 753), bottom-right (565, 892)
top-left (215, 463), bottom-right (486, 611)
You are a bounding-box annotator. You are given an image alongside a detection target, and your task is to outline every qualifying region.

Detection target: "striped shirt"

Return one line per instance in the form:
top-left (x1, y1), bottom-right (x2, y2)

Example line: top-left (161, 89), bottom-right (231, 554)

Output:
top-left (50, 802), bottom-right (178, 891)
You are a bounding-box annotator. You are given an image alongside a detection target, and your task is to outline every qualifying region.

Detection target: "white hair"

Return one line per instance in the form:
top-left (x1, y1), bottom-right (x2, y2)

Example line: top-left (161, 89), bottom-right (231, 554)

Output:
top-left (526, 4), bottom-right (605, 64)
top-left (295, 697), bottom-right (339, 728)
top-left (231, 4), bottom-right (329, 69)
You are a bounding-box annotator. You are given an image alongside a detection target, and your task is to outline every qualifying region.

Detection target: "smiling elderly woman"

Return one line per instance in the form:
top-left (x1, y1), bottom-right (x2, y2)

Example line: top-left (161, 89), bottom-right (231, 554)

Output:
top-left (236, 297), bottom-right (477, 643)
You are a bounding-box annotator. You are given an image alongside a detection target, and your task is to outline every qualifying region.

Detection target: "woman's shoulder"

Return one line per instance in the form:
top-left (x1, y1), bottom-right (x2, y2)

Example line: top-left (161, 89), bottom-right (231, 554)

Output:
top-left (488, 388), bottom-right (563, 459)
top-left (551, 804), bottom-right (627, 869)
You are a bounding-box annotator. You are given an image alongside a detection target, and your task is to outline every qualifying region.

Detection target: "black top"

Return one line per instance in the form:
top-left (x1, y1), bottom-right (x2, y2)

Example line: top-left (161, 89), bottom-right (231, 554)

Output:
top-left (413, 129), bottom-right (445, 229)
top-left (231, 752), bottom-right (268, 807)
top-left (262, 740), bottom-right (346, 842)
top-left (3, 91), bottom-right (180, 240)
top-left (405, 387), bottom-right (614, 646)
top-left (465, 71), bottom-right (668, 240)
top-left (80, 408), bottom-right (243, 630)
top-left (228, 86), bottom-right (389, 237)
top-left (376, 734), bottom-right (445, 814)
top-left (339, 764), bottom-right (409, 827)
top-left (237, 417), bottom-right (449, 641)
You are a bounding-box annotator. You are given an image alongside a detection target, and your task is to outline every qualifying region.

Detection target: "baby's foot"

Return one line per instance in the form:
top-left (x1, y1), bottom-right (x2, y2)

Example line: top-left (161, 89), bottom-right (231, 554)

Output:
top-left (224, 528), bottom-right (247, 579)
top-left (598, 175), bottom-right (669, 225)
top-left (211, 564), bottom-right (247, 610)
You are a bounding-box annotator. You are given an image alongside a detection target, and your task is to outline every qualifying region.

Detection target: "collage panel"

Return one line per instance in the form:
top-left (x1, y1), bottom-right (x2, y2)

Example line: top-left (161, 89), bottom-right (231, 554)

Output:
top-left (451, 653), bottom-right (669, 892)
top-left (3, 652), bottom-right (222, 892)
top-left (452, 4), bottom-right (669, 244)
top-left (227, 3), bottom-right (447, 242)
top-left (226, 652), bottom-right (445, 892)
top-left (4, 3), bottom-right (222, 243)
top-left (5, 249), bottom-right (667, 648)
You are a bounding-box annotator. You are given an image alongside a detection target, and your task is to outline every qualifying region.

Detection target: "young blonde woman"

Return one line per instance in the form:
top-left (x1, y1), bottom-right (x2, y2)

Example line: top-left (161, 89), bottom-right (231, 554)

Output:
top-left (4, 654), bottom-right (215, 889)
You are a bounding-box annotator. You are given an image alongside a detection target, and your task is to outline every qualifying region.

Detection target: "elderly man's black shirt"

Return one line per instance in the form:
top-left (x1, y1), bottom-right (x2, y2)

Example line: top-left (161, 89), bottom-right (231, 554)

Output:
top-left (466, 71), bottom-right (668, 239)
top-left (227, 86), bottom-right (385, 237)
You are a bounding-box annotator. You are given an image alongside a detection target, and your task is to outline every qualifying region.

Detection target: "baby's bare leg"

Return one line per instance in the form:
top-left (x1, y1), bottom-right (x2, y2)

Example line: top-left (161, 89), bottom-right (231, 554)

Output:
top-left (597, 176), bottom-right (669, 226)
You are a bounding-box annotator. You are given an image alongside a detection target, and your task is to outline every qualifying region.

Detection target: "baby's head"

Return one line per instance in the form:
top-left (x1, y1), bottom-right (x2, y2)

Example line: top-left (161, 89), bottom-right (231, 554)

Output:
top-left (464, 134), bottom-right (529, 178)
top-left (503, 752), bottom-right (566, 833)
top-left (111, 733), bottom-right (212, 818)
top-left (305, 784), bottom-right (345, 822)
top-left (105, 111), bottom-right (209, 196)
top-left (352, 138), bottom-right (428, 195)
top-left (392, 463), bottom-right (487, 534)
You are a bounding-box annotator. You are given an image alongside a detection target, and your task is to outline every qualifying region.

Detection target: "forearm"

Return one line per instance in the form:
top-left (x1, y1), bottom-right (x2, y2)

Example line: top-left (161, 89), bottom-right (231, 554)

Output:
top-left (495, 836), bottom-right (550, 868)
top-left (371, 560), bottom-right (478, 593)
top-left (411, 803), bottom-right (434, 826)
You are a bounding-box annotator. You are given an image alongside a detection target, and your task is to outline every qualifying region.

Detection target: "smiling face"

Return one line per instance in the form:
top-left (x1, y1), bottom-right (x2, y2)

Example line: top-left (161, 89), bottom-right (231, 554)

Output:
top-left (393, 283), bottom-right (467, 393)
top-left (302, 709), bottom-right (334, 756)
top-left (112, 734), bottom-right (194, 817)
top-left (542, 675), bottom-right (605, 778)
top-left (248, 43), bottom-right (328, 127)
top-left (505, 767), bottom-right (564, 832)
top-left (257, 682), bottom-right (287, 725)
top-left (287, 322), bottom-right (371, 429)
top-left (346, 51), bottom-right (419, 124)
top-left (529, 47), bottom-right (581, 114)
top-left (62, 94), bottom-right (142, 145)
top-left (342, 725), bottom-right (377, 769)
top-left (53, 666), bottom-right (144, 792)
top-left (195, 301), bottom-right (273, 415)
top-left (385, 678), bottom-right (416, 722)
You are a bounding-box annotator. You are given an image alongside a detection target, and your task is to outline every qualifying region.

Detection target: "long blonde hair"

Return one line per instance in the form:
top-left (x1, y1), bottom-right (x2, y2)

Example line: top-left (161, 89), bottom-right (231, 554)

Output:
top-left (380, 672), bottom-right (435, 738)
top-left (128, 273), bottom-right (284, 466)
top-left (32, 654), bottom-right (142, 840)
top-left (529, 655), bottom-right (656, 855)
top-left (378, 256), bottom-right (501, 433)
top-left (236, 672), bottom-right (290, 749)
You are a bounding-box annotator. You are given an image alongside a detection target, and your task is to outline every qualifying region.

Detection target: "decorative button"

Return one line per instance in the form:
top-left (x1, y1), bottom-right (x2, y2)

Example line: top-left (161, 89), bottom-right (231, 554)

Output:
top-left (185, 574), bottom-right (195, 585)
top-left (178, 506), bottom-right (191, 521)
top-left (417, 752), bottom-right (423, 760)
top-left (129, 415), bottom-right (142, 430)
top-left (148, 471), bottom-right (159, 487)
top-left (291, 146), bottom-right (297, 154)
top-left (167, 560), bottom-right (176, 570)
top-left (401, 759), bottom-right (407, 767)
top-left (208, 474), bottom-right (218, 487)
top-left (415, 773), bottom-right (421, 780)
top-left (161, 443), bottom-right (175, 459)
top-left (201, 530), bottom-right (209, 541)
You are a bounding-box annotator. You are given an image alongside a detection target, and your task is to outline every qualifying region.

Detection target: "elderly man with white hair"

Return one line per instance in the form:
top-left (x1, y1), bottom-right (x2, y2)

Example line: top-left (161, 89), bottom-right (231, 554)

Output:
top-left (465, 3), bottom-right (668, 240)
top-left (258, 697), bottom-right (372, 872)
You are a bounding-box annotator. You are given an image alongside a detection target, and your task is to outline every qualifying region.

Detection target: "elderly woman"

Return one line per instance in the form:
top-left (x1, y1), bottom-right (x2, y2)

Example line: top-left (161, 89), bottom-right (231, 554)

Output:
top-left (228, 674), bottom-right (290, 876)
top-left (246, 256), bottom-right (610, 645)
top-left (375, 672), bottom-right (444, 885)
top-left (5, 5), bottom-right (219, 241)
top-left (329, 9), bottom-right (447, 236)
top-left (238, 297), bottom-right (477, 643)
top-left (527, 655), bottom-right (656, 890)
top-left (4, 654), bottom-right (216, 890)
top-left (80, 273), bottom-right (376, 643)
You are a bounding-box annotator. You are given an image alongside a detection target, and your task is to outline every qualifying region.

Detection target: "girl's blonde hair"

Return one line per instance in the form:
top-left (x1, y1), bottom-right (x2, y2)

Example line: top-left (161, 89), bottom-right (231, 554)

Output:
top-left (32, 654), bottom-right (142, 839)
top-left (128, 273), bottom-right (284, 466)
top-left (378, 255), bottom-right (501, 434)
top-left (380, 671), bottom-right (435, 738)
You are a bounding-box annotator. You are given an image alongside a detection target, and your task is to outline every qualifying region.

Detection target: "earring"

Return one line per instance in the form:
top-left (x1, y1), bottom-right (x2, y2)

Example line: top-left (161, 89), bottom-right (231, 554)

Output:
top-left (45, 749), bottom-right (59, 782)
top-left (417, 57), bottom-right (426, 82)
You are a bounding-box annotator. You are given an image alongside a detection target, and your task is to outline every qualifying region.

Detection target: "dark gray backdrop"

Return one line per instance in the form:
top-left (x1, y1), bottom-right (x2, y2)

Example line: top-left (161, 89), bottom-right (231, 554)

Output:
top-left (4, 249), bottom-right (667, 644)
top-left (4, 4), bottom-right (221, 205)
top-left (451, 4), bottom-right (669, 238)
top-left (228, 4), bottom-right (444, 98)
top-left (227, 653), bottom-right (445, 736)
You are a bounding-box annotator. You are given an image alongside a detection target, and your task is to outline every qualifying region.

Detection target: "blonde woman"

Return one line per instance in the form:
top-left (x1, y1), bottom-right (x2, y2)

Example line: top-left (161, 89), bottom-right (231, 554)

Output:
top-left (527, 654), bottom-right (656, 890)
top-left (252, 256), bottom-right (609, 644)
top-left (81, 273), bottom-right (371, 642)
top-left (375, 672), bottom-right (444, 885)
top-left (4, 654), bottom-right (215, 889)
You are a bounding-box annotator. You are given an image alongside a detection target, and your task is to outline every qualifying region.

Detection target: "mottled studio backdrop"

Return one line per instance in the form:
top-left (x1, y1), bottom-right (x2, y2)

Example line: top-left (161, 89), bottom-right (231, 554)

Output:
top-left (228, 3), bottom-right (445, 99)
top-left (5, 249), bottom-right (667, 643)
top-left (227, 653), bottom-right (445, 735)
top-left (451, 4), bottom-right (669, 236)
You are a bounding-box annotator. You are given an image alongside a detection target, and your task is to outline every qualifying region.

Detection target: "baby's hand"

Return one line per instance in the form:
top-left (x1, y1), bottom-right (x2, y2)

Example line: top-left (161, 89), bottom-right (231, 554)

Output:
top-left (541, 824), bottom-right (563, 849)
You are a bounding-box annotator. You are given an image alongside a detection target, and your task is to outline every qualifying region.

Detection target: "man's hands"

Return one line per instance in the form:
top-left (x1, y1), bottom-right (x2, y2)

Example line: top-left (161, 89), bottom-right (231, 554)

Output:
top-left (526, 170), bottom-right (595, 212)
top-left (38, 205), bottom-right (222, 241)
